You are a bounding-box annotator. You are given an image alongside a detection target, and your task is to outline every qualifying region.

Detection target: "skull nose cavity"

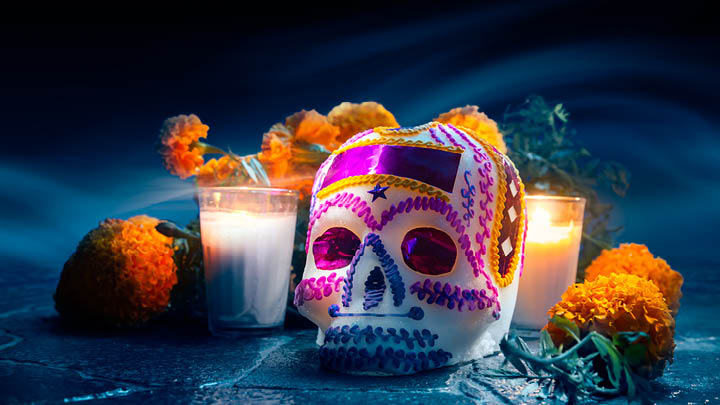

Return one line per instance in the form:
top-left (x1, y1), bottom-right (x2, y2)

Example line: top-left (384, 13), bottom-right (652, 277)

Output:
top-left (363, 266), bottom-right (386, 310)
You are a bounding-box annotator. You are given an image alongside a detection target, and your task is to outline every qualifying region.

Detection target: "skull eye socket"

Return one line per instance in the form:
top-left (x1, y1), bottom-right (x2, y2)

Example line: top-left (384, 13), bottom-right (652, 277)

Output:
top-left (401, 227), bottom-right (457, 276)
top-left (312, 227), bottom-right (361, 270)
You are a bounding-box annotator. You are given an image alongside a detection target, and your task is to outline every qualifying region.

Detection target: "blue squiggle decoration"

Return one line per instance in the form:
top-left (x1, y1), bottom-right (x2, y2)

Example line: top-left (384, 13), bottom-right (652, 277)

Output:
top-left (342, 237), bottom-right (367, 307)
top-left (363, 266), bottom-right (386, 310)
top-left (342, 233), bottom-right (406, 308)
top-left (461, 170), bottom-right (476, 227)
top-left (365, 233), bottom-right (405, 307)
top-left (325, 324), bottom-right (438, 349)
top-left (319, 345), bottom-right (452, 373)
top-left (320, 324), bottom-right (451, 373)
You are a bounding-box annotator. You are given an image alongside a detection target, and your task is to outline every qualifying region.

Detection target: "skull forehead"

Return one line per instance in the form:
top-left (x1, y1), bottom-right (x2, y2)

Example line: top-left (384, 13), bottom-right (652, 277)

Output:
top-left (310, 124), bottom-right (489, 226)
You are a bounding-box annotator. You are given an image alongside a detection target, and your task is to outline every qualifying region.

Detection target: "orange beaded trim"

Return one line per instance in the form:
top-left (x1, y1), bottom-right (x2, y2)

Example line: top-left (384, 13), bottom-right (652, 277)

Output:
top-left (373, 122), bottom-right (440, 136)
top-left (476, 137), bottom-right (526, 288)
top-left (316, 174), bottom-right (450, 202)
top-left (332, 137), bottom-right (464, 156)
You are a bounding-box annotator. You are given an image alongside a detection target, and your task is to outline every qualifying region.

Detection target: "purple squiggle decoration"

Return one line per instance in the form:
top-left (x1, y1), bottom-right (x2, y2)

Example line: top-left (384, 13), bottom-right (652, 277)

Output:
top-left (376, 196), bottom-right (500, 308)
top-left (437, 124), bottom-right (465, 150)
top-left (294, 273), bottom-right (345, 306)
top-left (409, 279), bottom-right (498, 319)
top-left (427, 126), bottom-right (446, 145)
top-left (306, 192), bottom-right (381, 252)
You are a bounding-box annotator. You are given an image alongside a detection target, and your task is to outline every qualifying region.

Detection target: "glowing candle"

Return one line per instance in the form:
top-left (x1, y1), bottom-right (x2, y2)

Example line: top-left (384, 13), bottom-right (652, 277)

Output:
top-left (198, 187), bottom-right (298, 337)
top-left (511, 196), bottom-right (585, 329)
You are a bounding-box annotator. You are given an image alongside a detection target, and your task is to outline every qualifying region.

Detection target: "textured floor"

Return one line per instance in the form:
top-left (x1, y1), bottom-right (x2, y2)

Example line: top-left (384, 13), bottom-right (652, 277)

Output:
top-left (1, 262), bottom-right (718, 404)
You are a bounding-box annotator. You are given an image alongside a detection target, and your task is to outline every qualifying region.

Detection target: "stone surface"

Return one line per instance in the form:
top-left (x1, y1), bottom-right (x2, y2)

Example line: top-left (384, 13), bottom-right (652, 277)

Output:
top-left (1, 262), bottom-right (719, 404)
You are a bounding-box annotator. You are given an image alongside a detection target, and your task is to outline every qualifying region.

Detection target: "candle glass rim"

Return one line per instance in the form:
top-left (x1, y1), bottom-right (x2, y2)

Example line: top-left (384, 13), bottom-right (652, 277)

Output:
top-left (526, 195), bottom-right (586, 203)
top-left (197, 186), bottom-right (299, 197)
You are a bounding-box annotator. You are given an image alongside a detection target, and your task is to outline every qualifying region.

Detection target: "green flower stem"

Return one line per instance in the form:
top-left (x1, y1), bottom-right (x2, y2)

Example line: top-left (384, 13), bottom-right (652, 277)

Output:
top-left (191, 141), bottom-right (227, 155)
top-left (581, 232), bottom-right (614, 250)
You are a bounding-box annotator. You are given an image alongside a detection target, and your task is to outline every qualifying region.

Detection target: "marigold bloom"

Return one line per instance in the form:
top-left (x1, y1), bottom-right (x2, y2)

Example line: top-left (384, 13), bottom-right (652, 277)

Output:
top-left (196, 158), bottom-right (220, 186)
top-left (258, 124), bottom-right (294, 179)
top-left (54, 215), bottom-right (178, 326)
top-left (286, 110), bottom-right (340, 150)
top-left (328, 101), bottom-right (399, 144)
top-left (546, 273), bottom-right (675, 379)
top-left (215, 155), bottom-right (239, 181)
top-left (160, 114), bottom-right (209, 179)
top-left (435, 106), bottom-right (507, 154)
top-left (585, 243), bottom-right (683, 315)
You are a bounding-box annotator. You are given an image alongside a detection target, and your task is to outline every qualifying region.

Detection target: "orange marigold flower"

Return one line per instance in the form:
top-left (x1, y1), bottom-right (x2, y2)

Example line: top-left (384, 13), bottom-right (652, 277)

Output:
top-left (196, 155), bottom-right (242, 186)
top-left (160, 114), bottom-right (209, 179)
top-left (585, 243), bottom-right (683, 316)
top-left (54, 215), bottom-right (178, 326)
top-left (546, 273), bottom-right (675, 379)
top-left (328, 101), bottom-right (399, 144)
top-left (434, 105), bottom-right (507, 154)
top-left (215, 155), bottom-right (239, 181)
top-left (196, 158), bottom-right (220, 187)
top-left (286, 110), bottom-right (340, 150)
top-left (258, 124), bottom-right (294, 179)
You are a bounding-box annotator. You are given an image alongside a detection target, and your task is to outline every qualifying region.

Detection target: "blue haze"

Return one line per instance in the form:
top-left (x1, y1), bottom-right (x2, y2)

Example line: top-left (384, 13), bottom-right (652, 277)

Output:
top-left (0, 5), bottom-right (718, 275)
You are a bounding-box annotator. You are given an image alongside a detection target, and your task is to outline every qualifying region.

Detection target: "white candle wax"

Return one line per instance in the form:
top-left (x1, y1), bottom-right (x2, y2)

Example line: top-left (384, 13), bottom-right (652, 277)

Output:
top-left (512, 200), bottom-right (584, 329)
top-left (200, 210), bottom-right (297, 334)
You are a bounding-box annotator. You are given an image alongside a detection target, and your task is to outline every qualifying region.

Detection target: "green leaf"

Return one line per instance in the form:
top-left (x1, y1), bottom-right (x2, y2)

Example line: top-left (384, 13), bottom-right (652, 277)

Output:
top-left (501, 94), bottom-right (630, 277)
top-left (549, 316), bottom-right (581, 343)
top-left (623, 343), bottom-right (649, 368)
top-left (508, 355), bottom-right (528, 375)
top-left (613, 332), bottom-right (649, 348)
top-left (624, 368), bottom-right (637, 398)
top-left (591, 334), bottom-right (623, 388)
top-left (540, 330), bottom-right (560, 356)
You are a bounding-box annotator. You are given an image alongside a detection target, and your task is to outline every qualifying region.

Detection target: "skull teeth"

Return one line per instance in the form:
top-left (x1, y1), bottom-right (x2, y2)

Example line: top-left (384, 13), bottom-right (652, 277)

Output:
top-left (320, 324), bottom-right (450, 374)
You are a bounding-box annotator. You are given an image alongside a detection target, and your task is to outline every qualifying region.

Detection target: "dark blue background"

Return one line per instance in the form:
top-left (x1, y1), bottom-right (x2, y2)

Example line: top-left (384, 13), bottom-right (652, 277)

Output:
top-left (1, 2), bottom-right (718, 275)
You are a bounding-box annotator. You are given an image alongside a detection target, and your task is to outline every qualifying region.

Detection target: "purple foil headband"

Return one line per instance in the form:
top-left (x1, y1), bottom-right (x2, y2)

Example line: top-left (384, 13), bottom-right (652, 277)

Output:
top-left (320, 144), bottom-right (462, 194)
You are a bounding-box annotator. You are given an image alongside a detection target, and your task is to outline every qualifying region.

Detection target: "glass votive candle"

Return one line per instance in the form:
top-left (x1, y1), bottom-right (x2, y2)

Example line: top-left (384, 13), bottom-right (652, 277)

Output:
top-left (198, 187), bottom-right (298, 337)
top-left (511, 195), bottom-right (586, 330)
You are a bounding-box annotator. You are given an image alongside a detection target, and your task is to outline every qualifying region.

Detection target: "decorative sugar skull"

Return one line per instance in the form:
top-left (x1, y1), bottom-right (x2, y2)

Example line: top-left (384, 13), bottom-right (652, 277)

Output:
top-left (295, 122), bottom-right (527, 375)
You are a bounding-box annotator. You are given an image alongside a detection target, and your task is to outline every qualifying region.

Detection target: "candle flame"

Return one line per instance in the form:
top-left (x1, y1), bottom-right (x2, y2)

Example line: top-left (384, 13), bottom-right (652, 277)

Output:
top-left (527, 207), bottom-right (573, 243)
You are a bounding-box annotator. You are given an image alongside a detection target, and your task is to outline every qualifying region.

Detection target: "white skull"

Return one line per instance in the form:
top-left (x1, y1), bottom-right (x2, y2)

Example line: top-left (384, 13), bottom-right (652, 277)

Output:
top-left (295, 122), bottom-right (527, 375)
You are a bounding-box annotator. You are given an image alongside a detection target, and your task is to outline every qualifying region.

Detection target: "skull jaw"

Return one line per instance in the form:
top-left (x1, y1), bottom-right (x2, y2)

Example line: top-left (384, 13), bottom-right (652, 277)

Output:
top-left (316, 276), bottom-right (521, 376)
top-left (318, 320), bottom-right (454, 375)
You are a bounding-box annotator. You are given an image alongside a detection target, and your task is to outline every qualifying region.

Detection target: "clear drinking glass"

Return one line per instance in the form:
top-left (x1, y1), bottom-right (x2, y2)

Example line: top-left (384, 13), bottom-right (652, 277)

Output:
top-left (511, 196), bottom-right (586, 330)
top-left (197, 187), bottom-right (298, 337)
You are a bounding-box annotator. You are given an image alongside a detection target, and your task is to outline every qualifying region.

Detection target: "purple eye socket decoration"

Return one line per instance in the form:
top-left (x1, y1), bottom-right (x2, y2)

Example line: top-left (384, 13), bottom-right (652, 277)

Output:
top-left (313, 227), bottom-right (361, 270)
top-left (401, 228), bottom-right (457, 276)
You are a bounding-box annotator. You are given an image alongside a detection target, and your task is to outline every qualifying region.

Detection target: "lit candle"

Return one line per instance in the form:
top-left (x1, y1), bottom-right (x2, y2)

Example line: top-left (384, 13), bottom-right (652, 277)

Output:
top-left (198, 187), bottom-right (298, 337)
top-left (511, 196), bottom-right (585, 330)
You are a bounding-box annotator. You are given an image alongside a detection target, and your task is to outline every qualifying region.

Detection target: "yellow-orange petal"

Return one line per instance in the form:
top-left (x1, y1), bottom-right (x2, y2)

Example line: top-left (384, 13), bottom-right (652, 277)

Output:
top-left (434, 106), bottom-right (507, 154)
top-left (585, 243), bottom-right (683, 315)
top-left (327, 101), bottom-right (399, 144)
